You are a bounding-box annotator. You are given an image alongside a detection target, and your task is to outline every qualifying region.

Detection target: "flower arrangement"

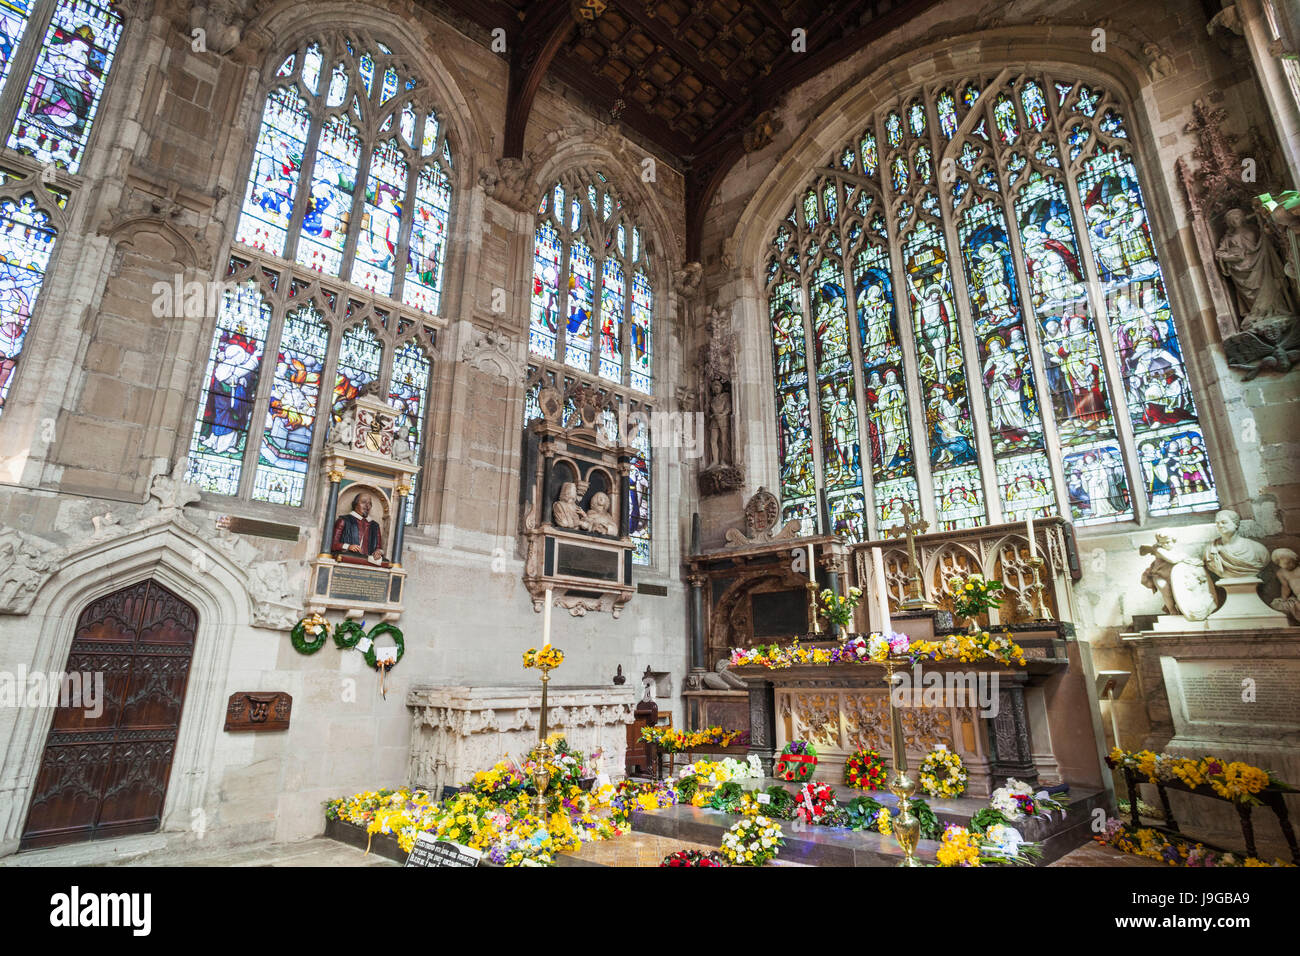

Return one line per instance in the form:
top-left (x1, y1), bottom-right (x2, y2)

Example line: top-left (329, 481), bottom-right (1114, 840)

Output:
top-left (818, 586), bottom-right (863, 629)
top-left (660, 849), bottom-right (724, 867)
top-left (946, 572), bottom-right (1004, 621)
top-left (524, 734), bottom-right (584, 789)
top-left (936, 825), bottom-right (982, 866)
top-left (522, 645), bottom-right (564, 669)
top-left (639, 726), bottom-right (743, 752)
top-left (844, 748), bottom-right (888, 791)
top-left (470, 759), bottom-right (527, 802)
top-left (1094, 818), bottom-right (1294, 867)
top-left (720, 815), bottom-right (784, 866)
top-left (729, 630), bottom-right (1027, 670)
top-left (1106, 748), bottom-right (1287, 806)
top-left (990, 778), bottom-right (1067, 820)
top-left (610, 779), bottom-right (677, 822)
top-left (794, 781), bottom-right (837, 825)
top-left (919, 747), bottom-right (968, 798)
top-left (757, 785), bottom-right (798, 820)
top-left (775, 740), bottom-right (818, 782)
top-left (708, 781), bottom-right (747, 813)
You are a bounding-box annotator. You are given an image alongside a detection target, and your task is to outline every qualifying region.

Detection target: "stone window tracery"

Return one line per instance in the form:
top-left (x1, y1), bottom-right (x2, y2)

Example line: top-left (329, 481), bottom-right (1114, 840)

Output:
top-left (767, 71), bottom-right (1219, 537)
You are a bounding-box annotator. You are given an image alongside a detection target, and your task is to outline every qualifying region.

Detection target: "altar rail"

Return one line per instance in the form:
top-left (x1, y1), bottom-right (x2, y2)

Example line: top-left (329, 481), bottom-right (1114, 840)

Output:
top-left (849, 516), bottom-right (1078, 627)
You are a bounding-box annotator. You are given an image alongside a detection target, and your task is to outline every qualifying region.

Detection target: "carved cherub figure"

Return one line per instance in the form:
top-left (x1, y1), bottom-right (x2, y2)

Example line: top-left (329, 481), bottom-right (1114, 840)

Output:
top-left (1270, 548), bottom-right (1300, 623)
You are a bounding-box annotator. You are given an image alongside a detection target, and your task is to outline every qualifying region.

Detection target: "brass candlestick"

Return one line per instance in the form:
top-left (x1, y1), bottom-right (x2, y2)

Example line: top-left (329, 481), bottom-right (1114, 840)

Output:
top-left (1027, 555), bottom-right (1053, 622)
top-left (806, 581), bottom-right (823, 636)
top-left (883, 658), bottom-right (922, 866)
top-left (532, 666), bottom-right (554, 815)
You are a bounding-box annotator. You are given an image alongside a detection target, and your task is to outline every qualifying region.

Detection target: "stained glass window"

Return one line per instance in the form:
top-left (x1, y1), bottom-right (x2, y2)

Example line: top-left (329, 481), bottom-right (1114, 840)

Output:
top-left (233, 36), bottom-right (453, 317)
top-left (7, 0), bottom-right (124, 173)
top-left (0, 189), bottom-right (59, 416)
top-left (187, 35), bottom-right (443, 520)
top-left (765, 72), bottom-right (1217, 537)
top-left (529, 168), bottom-right (654, 394)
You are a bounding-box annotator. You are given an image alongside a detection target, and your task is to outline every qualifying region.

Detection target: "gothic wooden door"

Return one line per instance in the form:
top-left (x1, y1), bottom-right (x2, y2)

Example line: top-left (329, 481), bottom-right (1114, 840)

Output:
top-left (20, 580), bottom-right (198, 850)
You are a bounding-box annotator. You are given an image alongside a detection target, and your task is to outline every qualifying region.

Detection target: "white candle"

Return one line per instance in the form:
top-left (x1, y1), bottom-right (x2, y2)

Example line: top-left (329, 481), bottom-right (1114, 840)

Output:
top-left (542, 587), bottom-right (553, 647)
top-left (872, 547), bottom-right (892, 633)
top-left (1026, 514), bottom-right (1037, 560)
top-left (807, 543), bottom-right (816, 583)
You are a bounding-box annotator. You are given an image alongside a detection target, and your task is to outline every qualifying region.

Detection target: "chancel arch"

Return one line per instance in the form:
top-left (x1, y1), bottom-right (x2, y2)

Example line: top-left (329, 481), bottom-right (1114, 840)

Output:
top-left (750, 60), bottom-right (1223, 539)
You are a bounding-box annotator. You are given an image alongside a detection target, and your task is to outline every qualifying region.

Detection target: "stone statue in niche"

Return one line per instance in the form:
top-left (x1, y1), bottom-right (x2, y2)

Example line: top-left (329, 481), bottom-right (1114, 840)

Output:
top-left (1215, 208), bottom-right (1297, 329)
top-left (1203, 508), bottom-right (1270, 579)
top-left (586, 491), bottom-right (618, 536)
top-left (331, 491), bottom-right (386, 565)
top-left (706, 377), bottom-right (734, 468)
top-left (1270, 548), bottom-right (1300, 623)
top-left (552, 481), bottom-right (589, 530)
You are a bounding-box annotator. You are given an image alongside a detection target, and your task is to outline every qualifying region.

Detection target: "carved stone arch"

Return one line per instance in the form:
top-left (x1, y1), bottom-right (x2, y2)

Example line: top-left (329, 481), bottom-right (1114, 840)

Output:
top-left (98, 214), bottom-right (210, 273)
top-left (0, 176), bottom-right (71, 232)
top-left (528, 133), bottom-right (683, 289)
top-left (0, 520), bottom-right (255, 854)
top-left (248, 0), bottom-right (493, 174)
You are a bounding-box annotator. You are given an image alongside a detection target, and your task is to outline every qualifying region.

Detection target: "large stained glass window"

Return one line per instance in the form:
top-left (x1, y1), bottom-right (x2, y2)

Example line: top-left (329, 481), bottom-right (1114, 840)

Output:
top-left (766, 71), bottom-right (1217, 538)
top-left (530, 169), bottom-right (655, 394)
top-left (188, 35), bottom-right (447, 518)
top-left (233, 36), bottom-right (453, 316)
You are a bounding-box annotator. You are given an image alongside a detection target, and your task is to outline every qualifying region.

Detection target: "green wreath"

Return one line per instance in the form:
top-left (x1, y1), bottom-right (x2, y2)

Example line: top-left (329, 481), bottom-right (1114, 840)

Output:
top-left (333, 619), bottom-right (366, 649)
top-left (363, 622), bottom-right (405, 669)
top-left (290, 615), bottom-right (329, 654)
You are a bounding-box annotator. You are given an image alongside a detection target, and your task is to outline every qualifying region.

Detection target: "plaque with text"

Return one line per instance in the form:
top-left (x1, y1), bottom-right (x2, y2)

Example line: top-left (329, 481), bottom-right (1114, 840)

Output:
top-left (329, 565), bottom-right (391, 604)
top-left (405, 832), bottom-right (481, 868)
top-left (1172, 658), bottom-right (1300, 731)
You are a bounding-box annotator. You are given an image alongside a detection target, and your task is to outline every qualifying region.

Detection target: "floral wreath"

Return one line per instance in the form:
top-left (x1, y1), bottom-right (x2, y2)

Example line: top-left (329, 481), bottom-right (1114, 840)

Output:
top-left (290, 613), bottom-right (330, 654)
top-left (844, 748), bottom-right (888, 791)
top-left (719, 815), bottom-right (784, 866)
top-left (775, 740), bottom-right (818, 782)
top-left (660, 849), bottom-right (724, 867)
top-left (794, 781), bottom-right (837, 825)
top-left (363, 622), bottom-right (405, 670)
top-left (919, 747), bottom-right (968, 798)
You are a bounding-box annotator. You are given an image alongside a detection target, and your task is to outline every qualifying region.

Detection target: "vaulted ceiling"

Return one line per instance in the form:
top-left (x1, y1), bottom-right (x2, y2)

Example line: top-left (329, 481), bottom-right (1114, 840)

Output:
top-left (427, 0), bottom-right (943, 258)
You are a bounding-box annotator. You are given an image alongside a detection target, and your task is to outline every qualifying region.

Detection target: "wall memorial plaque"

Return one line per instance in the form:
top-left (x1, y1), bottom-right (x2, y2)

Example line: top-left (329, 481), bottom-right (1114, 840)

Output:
top-left (329, 565), bottom-right (391, 604)
top-left (405, 831), bottom-right (481, 868)
top-left (224, 692), bottom-right (292, 732)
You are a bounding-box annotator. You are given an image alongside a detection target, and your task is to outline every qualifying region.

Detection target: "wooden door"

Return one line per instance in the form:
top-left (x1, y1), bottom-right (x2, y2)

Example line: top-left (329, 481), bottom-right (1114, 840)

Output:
top-left (20, 580), bottom-right (198, 850)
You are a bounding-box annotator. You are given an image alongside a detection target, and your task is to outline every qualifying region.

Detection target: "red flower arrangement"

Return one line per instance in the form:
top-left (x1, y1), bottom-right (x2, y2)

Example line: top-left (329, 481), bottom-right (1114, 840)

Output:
top-left (844, 748), bottom-right (888, 791)
top-left (775, 740), bottom-right (818, 782)
top-left (660, 849), bottom-right (724, 867)
top-left (794, 781), bottom-right (837, 825)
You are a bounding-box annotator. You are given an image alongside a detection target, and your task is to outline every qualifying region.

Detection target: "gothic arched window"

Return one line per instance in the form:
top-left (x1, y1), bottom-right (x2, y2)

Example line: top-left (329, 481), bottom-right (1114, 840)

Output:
top-left (185, 36), bottom-right (446, 515)
top-left (526, 169), bottom-right (657, 564)
top-left (0, 0), bottom-right (124, 418)
top-left (767, 72), bottom-right (1218, 537)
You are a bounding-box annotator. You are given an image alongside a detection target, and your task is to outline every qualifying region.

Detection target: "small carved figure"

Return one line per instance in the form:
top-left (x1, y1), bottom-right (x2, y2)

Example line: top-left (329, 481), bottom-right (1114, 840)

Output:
top-left (1138, 532), bottom-right (1216, 621)
top-left (1142, 41), bottom-right (1175, 80)
top-left (330, 406), bottom-right (357, 447)
top-left (1269, 548), bottom-right (1300, 623)
top-left (585, 491), bottom-right (618, 536)
top-left (552, 481), bottom-right (589, 530)
top-left (391, 425), bottom-right (416, 463)
top-left (1215, 209), bottom-right (1297, 330)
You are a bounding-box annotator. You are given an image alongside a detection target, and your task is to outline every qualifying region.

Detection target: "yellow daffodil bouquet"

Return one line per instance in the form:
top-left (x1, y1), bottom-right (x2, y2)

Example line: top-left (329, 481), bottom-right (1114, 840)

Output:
top-left (947, 572), bottom-right (1005, 620)
top-left (818, 586), bottom-right (863, 630)
top-left (522, 645), bottom-right (565, 670)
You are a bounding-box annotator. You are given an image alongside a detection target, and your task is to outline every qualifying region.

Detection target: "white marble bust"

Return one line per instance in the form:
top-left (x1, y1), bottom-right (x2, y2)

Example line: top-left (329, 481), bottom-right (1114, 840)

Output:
top-left (1203, 509), bottom-right (1269, 579)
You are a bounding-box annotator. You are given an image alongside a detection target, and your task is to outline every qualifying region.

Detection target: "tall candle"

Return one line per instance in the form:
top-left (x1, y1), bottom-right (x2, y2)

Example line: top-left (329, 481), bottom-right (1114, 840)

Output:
top-left (807, 543), bottom-right (816, 582)
top-left (872, 546), bottom-right (892, 634)
top-left (1026, 514), bottom-right (1037, 560)
top-left (542, 587), bottom-right (553, 648)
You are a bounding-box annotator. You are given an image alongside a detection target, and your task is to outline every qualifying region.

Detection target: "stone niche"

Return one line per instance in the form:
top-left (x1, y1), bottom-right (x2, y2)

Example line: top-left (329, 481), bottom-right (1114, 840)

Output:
top-left (406, 684), bottom-right (637, 797)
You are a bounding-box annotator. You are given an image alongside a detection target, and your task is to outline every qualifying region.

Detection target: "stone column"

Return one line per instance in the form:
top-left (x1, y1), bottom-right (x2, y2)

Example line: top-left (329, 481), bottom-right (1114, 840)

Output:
top-left (689, 572), bottom-right (706, 682)
top-left (391, 480), bottom-right (410, 566)
top-left (618, 449), bottom-right (631, 538)
top-left (320, 466), bottom-right (343, 558)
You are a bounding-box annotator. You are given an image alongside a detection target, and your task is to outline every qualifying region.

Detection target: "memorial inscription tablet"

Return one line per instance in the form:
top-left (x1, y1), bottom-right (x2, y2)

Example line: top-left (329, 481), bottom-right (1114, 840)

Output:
top-left (1173, 658), bottom-right (1300, 730)
top-left (329, 565), bottom-right (391, 604)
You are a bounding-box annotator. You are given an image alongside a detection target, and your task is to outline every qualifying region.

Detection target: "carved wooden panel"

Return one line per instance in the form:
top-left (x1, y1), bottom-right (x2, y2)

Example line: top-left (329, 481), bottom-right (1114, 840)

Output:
top-left (21, 580), bottom-right (197, 850)
top-left (224, 692), bottom-right (293, 732)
